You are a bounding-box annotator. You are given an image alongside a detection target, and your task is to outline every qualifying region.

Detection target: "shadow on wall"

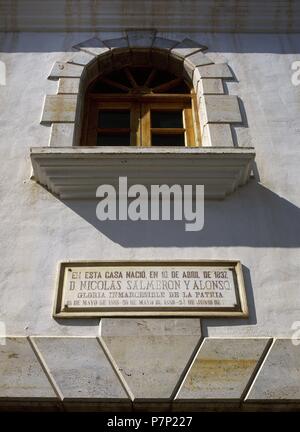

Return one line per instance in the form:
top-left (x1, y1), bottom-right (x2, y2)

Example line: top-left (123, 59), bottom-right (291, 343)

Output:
top-left (61, 181), bottom-right (300, 248)
top-left (201, 264), bottom-right (257, 332)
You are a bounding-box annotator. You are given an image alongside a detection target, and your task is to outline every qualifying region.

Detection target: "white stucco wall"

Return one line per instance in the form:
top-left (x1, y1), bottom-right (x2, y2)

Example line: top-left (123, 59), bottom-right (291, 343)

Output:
top-left (0, 31), bottom-right (299, 338)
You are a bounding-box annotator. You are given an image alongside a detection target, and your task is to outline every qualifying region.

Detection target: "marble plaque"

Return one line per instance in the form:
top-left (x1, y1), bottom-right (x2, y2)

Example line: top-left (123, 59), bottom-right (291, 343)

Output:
top-left (53, 261), bottom-right (248, 317)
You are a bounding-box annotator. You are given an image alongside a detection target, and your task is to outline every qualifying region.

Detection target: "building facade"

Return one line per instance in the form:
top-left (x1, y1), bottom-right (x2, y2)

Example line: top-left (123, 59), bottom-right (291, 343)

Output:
top-left (0, 0), bottom-right (300, 411)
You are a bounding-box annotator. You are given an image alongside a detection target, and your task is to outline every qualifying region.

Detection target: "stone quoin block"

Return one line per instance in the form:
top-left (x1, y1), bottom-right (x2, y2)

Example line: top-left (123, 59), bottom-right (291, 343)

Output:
top-left (49, 123), bottom-right (75, 147)
top-left (183, 52), bottom-right (214, 80)
top-left (171, 38), bottom-right (206, 60)
top-left (41, 95), bottom-right (77, 123)
top-left (103, 37), bottom-right (129, 51)
top-left (100, 318), bottom-right (202, 400)
top-left (184, 51), bottom-right (213, 68)
top-left (68, 51), bottom-right (96, 66)
top-left (176, 338), bottom-right (270, 401)
top-left (202, 123), bottom-right (234, 147)
top-left (198, 78), bottom-right (224, 95)
top-left (126, 30), bottom-right (156, 49)
top-left (48, 62), bottom-right (84, 79)
top-left (246, 339), bottom-right (300, 401)
top-left (0, 337), bottom-right (57, 399)
top-left (201, 95), bottom-right (242, 124)
top-left (32, 337), bottom-right (129, 401)
top-left (58, 78), bottom-right (80, 94)
top-left (194, 63), bottom-right (233, 81)
top-left (152, 37), bottom-right (179, 52)
top-left (73, 36), bottom-right (111, 57)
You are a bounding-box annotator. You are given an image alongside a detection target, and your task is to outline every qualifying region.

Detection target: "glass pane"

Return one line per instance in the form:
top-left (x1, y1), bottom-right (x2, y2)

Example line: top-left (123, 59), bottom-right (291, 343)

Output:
top-left (130, 67), bottom-right (152, 86)
top-left (169, 81), bottom-right (190, 94)
top-left (108, 69), bottom-right (131, 87)
top-left (152, 134), bottom-right (185, 147)
top-left (98, 111), bottom-right (130, 128)
top-left (151, 111), bottom-right (183, 128)
top-left (89, 70), bottom-right (131, 93)
top-left (151, 70), bottom-right (176, 88)
top-left (97, 134), bottom-right (131, 146)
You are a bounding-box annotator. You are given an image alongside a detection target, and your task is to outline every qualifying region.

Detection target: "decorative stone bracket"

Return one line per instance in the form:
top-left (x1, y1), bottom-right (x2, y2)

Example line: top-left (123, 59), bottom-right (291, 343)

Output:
top-left (31, 30), bottom-right (255, 199)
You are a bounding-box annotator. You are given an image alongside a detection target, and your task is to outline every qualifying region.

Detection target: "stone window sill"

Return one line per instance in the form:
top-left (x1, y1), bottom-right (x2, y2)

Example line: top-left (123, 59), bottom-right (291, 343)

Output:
top-left (30, 146), bottom-right (255, 200)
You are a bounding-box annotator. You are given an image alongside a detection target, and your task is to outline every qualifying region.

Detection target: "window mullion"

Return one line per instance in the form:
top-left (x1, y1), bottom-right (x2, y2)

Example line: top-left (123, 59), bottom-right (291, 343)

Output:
top-left (130, 103), bottom-right (140, 146)
top-left (140, 103), bottom-right (151, 147)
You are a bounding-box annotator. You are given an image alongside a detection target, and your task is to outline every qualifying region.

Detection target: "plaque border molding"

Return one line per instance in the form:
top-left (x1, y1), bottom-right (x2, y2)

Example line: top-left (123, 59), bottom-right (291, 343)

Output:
top-left (53, 260), bottom-right (249, 318)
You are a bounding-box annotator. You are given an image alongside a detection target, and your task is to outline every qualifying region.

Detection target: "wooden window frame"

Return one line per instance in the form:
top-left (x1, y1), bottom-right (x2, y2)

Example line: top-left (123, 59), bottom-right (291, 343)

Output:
top-left (81, 92), bottom-right (201, 148)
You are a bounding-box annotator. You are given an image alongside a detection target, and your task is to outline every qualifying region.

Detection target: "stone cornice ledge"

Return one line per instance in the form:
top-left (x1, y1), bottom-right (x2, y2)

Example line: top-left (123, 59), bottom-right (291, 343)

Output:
top-left (30, 146), bottom-right (255, 200)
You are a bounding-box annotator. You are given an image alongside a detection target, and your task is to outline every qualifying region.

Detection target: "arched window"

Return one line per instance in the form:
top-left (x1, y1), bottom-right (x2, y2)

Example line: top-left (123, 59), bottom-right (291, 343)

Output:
top-left (34, 35), bottom-right (253, 200)
top-left (81, 66), bottom-right (201, 147)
